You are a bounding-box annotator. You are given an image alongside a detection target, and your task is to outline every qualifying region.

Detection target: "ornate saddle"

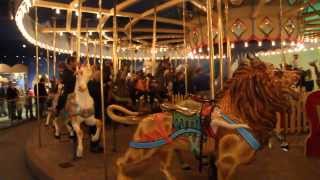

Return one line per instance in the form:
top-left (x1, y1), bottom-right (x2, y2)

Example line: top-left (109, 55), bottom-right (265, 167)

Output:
top-left (160, 103), bottom-right (198, 116)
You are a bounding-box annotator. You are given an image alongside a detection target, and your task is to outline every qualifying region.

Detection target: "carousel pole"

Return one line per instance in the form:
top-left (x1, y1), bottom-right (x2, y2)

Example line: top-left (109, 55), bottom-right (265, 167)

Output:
top-left (86, 19), bottom-right (90, 63)
top-left (151, 7), bottom-right (157, 76)
top-left (76, 0), bottom-right (83, 62)
top-left (35, 6), bottom-right (42, 148)
top-left (183, 0), bottom-right (188, 95)
top-left (98, 1), bottom-right (108, 180)
top-left (129, 17), bottom-right (133, 73)
top-left (280, 0), bottom-right (286, 67)
top-left (94, 41), bottom-right (97, 65)
top-left (112, 0), bottom-right (119, 79)
top-left (224, 0), bottom-right (232, 79)
top-left (46, 49), bottom-right (50, 78)
top-left (217, 0), bottom-right (224, 90)
top-left (207, 0), bottom-right (215, 99)
top-left (53, 17), bottom-right (57, 78)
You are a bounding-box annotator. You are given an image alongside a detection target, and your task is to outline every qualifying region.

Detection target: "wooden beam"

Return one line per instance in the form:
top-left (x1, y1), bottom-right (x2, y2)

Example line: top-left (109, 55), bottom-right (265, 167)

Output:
top-left (157, 39), bottom-right (184, 45)
top-left (305, 24), bottom-right (320, 29)
top-left (34, 0), bottom-right (194, 27)
top-left (252, 0), bottom-right (268, 18)
top-left (284, 2), bottom-right (309, 16)
top-left (305, 19), bottom-right (320, 24)
top-left (66, 0), bottom-right (80, 31)
top-left (97, 0), bottom-right (140, 31)
top-left (188, 0), bottom-right (206, 12)
top-left (124, 0), bottom-right (183, 30)
top-left (41, 27), bottom-right (183, 33)
top-left (122, 34), bottom-right (184, 40)
top-left (132, 28), bottom-right (183, 33)
top-left (302, 11), bottom-right (320, 19)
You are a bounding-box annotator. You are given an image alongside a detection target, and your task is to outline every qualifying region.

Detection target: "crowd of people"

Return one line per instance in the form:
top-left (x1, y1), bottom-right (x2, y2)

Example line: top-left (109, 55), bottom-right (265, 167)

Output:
top-left (0, 81), bottom-right (34, 122)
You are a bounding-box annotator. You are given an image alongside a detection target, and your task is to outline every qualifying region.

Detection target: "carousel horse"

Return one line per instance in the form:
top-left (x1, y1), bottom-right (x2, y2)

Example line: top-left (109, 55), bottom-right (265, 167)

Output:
top-left (107, 58), bottom-right (299, 180)
top-left (54, 63), bottom-right (102, 158)
top-left (309, 61), bottom-right (320, 87)
top-left (45, 82), bottom-right (75, 138)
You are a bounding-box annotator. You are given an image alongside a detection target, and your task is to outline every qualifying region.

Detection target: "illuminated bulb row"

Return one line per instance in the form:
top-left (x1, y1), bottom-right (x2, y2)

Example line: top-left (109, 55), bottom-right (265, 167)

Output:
top-left (257, 46), bottom-right (320, 57)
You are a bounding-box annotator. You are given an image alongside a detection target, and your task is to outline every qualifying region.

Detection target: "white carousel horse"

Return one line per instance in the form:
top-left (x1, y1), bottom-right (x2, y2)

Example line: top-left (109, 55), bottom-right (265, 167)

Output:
top-left (45, 83), bottom-right (75, 138)
top-left (51, 64), bottom-right (102, 158)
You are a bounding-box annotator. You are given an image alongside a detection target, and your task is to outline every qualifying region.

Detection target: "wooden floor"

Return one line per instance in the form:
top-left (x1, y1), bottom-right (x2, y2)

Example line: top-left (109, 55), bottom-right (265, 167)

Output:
top-left (26, 122), bottom-right (320, 180)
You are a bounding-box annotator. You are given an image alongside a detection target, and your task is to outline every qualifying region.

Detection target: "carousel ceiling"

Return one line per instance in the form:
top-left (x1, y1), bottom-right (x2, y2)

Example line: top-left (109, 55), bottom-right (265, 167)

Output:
top-left (10, 0), bottom-right (320, 59)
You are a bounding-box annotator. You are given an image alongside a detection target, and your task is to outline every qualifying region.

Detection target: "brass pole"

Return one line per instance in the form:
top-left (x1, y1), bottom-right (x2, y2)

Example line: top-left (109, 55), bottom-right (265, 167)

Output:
top-left (112, 0), bottom-right (119, 79)
top-left (280, 0), bottom-right (286, 67)
top-left (224, 0), bottom-right (232, 79)
top-left (183, 0), bottom-right (188, 95)
top-left (207, 0), bottom-right (215, 99)
top-left (152, 7), bottom-right (157, 76)
top-left (35, 6), bottom-right (42, 148)
top-left (53, 18), bottom-right (57, 78)
top-left (217, 0), bottom-right (224, 90)
top-left (46, 49), bottom-right (50, 78)
top-left (76, 0), bottom-right (82, 62)
top-left (99, 1), bottom-right (107, 180)
top-left (94, 41), bottom-right (97, 64)
top-left (86, 20), bottom-right (90, 63)
top-left (129, 17), bottom-right (133, 73)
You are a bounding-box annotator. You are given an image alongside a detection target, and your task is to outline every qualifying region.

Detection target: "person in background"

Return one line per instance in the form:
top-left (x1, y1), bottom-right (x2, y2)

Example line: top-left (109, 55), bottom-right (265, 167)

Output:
top-left (292, 54), bottom-right (300, 69)
top-left (0, 83), bottom-right (7, 117)
top-left (6, 81), bottom-right (18, 121)
top-left (56, 56), bottom-right (77, 115)
top-left (16, 88), bottom-right (24, 120)
top-left (87, 69), bottom-right (104, 153)
top-left (25, 88), bottom-right (34, 120)
top-left (34, 77), bottom-right (48, 118)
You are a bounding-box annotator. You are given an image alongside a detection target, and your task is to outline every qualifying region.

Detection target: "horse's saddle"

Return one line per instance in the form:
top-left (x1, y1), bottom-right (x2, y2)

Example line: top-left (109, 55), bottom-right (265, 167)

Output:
top-left (160, 103), bottom-right (198, 116)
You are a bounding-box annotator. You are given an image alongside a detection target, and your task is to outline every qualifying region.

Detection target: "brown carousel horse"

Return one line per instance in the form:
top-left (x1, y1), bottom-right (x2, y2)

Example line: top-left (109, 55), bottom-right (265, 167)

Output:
top-left (107, 59), bottom-right (299, 180)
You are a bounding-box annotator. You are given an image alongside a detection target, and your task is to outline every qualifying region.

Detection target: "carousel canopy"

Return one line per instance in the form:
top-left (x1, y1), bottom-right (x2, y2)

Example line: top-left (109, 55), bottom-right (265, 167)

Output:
top-left (10, 0), bottom-right (320, 59)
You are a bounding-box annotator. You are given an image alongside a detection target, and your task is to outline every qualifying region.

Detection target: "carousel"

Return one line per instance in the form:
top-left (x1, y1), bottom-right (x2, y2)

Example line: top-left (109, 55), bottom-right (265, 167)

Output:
top-left (12, 0), bottom-right (320, 179)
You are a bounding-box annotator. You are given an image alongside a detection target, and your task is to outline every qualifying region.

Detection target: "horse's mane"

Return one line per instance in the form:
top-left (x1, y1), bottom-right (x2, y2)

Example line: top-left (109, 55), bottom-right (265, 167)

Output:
top-left (217, 59), bottom-right (292, 144)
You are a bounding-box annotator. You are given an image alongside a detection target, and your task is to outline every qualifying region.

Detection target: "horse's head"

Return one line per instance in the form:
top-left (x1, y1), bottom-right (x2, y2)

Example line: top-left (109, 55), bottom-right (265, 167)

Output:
top-left (76, 64), bottom-right (93, 92)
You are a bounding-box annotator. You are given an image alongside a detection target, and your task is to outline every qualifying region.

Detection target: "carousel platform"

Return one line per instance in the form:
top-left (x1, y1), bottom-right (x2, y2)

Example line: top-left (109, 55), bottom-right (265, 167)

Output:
top-left (25, 123), bottom-right (320, 180)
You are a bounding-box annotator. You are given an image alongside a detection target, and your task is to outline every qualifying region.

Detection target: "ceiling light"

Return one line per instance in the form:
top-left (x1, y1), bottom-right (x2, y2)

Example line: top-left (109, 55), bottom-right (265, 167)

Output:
top-left (56, 9), bottom-right (60, 14)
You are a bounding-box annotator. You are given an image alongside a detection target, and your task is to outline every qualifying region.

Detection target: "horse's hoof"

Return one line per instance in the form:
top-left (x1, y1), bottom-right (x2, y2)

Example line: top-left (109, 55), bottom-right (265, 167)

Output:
top-left (90, 146), bottom-right (104, 153)
top-left (54, 135), bottom-right (61, 139)
top-left (181, 163), bottom-right (191, 171)
top-left (73, 156), bottom-right (82, 161)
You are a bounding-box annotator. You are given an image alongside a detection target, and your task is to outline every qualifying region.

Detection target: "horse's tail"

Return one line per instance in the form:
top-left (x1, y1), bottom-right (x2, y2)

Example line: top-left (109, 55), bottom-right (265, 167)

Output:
top-left (107, 105), bottom-right (145, 125)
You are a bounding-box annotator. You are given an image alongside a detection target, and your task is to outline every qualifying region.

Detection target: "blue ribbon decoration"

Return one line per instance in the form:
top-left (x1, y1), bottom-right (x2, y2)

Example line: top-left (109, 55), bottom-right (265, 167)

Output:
top-left (220, 113), bottom-right (261, 150)
top-left (129, 129), bottom-right (201, 149)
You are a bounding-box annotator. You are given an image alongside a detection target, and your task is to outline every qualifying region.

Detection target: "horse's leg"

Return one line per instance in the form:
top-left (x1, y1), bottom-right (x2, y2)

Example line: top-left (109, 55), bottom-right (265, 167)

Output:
top-left (85, 116), bottom-right (102, 142)
top-left (160, 149), bottom-right (176, 180)
top-left (65, 120), bottom-right (75, 137)
top-left (45, 111), bottom-right (51, 126)
top-left (53, 117), bottom-right (60, 138)
top-left (216, 134), bottom-right (255, 180)
top-left (117, 148), bottom-right (158, 180)
top-left (71, 119), bottom-right (84, 158)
